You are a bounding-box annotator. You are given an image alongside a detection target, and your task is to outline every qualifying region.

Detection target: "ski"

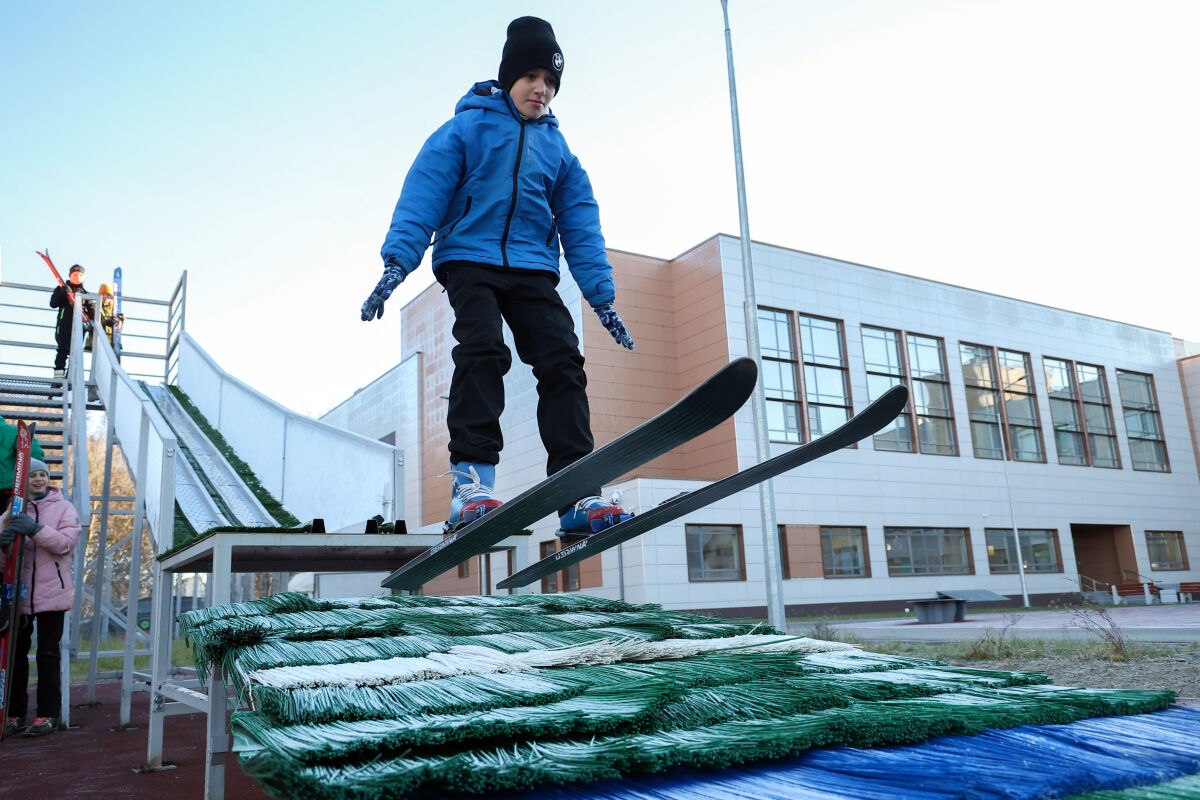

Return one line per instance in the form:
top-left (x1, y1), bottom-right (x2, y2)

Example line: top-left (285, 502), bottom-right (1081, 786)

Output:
top-left (0, 421), bottom-right (33, 740)
top-left (37, 249), bottom-right (93, 332)
top-left (381, 358), bottom-right (760, 590)
top-left (497, 384), bottom-right (910, 590)
top-left (112, 266), bottom-right (123, 355)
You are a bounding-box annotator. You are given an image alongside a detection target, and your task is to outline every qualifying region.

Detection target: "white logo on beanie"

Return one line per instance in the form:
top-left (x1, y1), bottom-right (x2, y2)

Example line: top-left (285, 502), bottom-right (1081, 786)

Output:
top-left (553, 52), bottom-right (563, 70)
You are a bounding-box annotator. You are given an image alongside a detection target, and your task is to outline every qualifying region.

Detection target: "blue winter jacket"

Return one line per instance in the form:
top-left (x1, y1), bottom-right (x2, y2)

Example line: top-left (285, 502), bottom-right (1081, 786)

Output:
top-left (381, 81), bottom-right (615, 308)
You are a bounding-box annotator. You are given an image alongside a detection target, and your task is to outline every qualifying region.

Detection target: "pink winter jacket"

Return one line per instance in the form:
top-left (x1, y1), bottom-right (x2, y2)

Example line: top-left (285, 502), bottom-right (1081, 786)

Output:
top-left (1, 487), bottom-right (81, 615)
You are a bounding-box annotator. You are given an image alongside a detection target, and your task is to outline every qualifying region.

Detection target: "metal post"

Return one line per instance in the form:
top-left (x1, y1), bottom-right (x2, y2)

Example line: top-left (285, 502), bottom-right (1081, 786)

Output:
top-left (998, 450), bottom-right (1030, 607)
top-left (721, 0), bottom-right (786, 631)
top-left (87, 367), bottom-right (119, 700)
top-left (121, 413), bottom-right (151, 726)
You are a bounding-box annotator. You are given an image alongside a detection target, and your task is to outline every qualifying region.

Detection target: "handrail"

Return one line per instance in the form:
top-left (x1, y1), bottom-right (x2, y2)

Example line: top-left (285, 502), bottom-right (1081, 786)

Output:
top-left (88, 321), bottom-right (178, 550)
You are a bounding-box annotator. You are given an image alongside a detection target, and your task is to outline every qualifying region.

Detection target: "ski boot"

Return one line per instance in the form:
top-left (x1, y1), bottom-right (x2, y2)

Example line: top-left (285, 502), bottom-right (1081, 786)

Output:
top-left (558, 495), bottom-right (631, 539)
top-left (22, 716), bottom-right (58, 737)
top-left (443, 462), bottom-right (502, 532)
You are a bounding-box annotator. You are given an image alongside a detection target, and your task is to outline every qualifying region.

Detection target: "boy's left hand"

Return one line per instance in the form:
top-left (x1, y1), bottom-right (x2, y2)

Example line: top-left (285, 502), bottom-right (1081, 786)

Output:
top-left (595, 303), bottom-right (635, 350)
top-left (361, 262), bottom-right (406, 321)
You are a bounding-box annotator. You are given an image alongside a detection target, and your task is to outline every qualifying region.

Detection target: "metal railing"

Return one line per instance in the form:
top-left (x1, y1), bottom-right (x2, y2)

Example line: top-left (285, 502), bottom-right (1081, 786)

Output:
top-left (88, 320), bottom-right (180, 725)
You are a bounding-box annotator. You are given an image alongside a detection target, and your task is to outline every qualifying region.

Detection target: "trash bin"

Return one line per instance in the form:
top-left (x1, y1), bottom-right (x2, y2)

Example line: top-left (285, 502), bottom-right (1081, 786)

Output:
top-left (910, 598), bottom-right (960, 623)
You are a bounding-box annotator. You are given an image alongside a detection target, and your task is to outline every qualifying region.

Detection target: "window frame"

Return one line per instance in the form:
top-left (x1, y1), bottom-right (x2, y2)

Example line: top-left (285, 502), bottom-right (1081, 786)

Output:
top-left (1076, 361), bottom-right (1121, 469)
top-left (820, 525), bottom-right (871, 578)
top-left (984, 528), bottom-right (1063, 574)
top-left (1116, 369), bottom-right (1171, 473)
top-left (883, 526), bottom-right (974, 576)
top-left (757, 306), bottom-right (805, 444)
top-left (797, 312), bottom-right (855, 444)
top-left (996, 348), bottom-right (1047, 463)
top-left (1042, 356), bottom-right (1122, 469)
top-left (685, 524), bottom-right (747, 582)
top-left (862, 324), bottom-right (915, 454)
top-left (539, 540), bottom-right (559, 594)
top-left (1145, 530), bottom-right (1188, 571)
top-left (906, 331), bottom-right (959, 456)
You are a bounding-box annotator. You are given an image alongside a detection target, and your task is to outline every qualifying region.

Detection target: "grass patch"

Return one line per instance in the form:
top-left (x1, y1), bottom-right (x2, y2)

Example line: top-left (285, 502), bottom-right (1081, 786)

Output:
top-left (852, 637), bottom-right (1185, 663)
top-left (21, 637), bottom-right (198, 684)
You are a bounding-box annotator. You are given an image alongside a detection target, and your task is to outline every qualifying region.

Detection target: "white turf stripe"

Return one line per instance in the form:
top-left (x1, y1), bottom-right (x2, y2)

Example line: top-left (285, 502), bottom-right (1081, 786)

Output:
top-left (246, 635), bottom-right (857, 690)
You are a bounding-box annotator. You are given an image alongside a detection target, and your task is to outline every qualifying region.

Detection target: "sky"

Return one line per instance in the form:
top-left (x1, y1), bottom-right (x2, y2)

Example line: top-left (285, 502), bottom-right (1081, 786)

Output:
top-left (2, 0), bottom-right (1197, 416)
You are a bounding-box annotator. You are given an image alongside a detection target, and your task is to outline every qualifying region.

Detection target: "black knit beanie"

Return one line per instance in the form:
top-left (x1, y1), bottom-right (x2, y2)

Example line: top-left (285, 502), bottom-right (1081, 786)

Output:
top-left (498, 17), bottom-right (563, 94)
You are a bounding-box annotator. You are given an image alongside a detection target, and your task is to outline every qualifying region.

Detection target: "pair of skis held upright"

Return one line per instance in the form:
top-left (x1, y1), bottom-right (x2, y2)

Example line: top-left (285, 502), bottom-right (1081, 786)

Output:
top-left (0, 422), bottom-right (33, 740)
top-left (382, 359), bottom-right (909, 591)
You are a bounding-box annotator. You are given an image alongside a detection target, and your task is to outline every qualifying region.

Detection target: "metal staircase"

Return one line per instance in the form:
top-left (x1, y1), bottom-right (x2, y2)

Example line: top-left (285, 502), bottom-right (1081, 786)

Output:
top-left (1, 271), bottom-right (186, 728)
top-left (0, 374), bottom-right (69, 481)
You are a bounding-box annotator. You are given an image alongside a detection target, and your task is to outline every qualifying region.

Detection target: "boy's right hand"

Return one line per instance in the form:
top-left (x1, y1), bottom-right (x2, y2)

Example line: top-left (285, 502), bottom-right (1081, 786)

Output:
top-left (361, 262), bottom-right (406, 321)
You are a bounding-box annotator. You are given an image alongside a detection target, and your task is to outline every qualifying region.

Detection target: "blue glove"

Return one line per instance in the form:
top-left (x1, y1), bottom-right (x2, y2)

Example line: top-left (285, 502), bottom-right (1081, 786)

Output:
top-left (595, 303), bottom-right (634, 350)
top-left (5, 512), bottom-right (42, 538)
top-left (361, 261), bottom-right (405, 321)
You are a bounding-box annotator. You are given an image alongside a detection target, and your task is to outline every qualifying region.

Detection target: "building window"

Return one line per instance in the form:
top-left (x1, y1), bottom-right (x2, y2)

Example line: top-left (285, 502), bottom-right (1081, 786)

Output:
top-left (686, 524), bottom-right (745, 582)
top-left (985, 528), bottom-right (1060, 573)
top-left (1145, 531), bottom-right (1187, 571)
top-left (960, 343), bottom-right (1004, 459)
top-left (539, 541), bottom-right (558, 594)
top-left (457, 559), bottom-right (471, 579)
top-left (798, 314), bottom-right (852, 439)
top-left (821, 526), bottom-right (869, 577)
top-left (563, 560), bottom-right (580, 591)
top-left (884, 527), bottom-right (972, 575)
top-left (1117, 370), bottom-right (1170, 472)
top-left (1076, 363), bottom-right (1119, 468)
top-left (907, 335), bottom-right (957, 455)
top-left (997, 349), bottom-right (1045, 461)
top-left (1043, 357), bottom-right (1119, 468)
top-left (1043, 358), bottom-right (1086, 465)
top-left (862, 326), bottom-right (912, 452)
top-left (757, 308), bottom-right (802, 443)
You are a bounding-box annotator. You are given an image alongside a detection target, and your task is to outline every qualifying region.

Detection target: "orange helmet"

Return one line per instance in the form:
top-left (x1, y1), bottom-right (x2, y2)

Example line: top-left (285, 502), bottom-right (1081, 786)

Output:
top-left (98, 284), bottom-right (112, 296)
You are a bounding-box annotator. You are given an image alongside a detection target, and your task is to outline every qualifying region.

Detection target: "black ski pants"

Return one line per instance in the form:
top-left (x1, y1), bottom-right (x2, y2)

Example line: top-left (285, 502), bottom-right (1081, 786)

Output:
top-left (53, 320), bottom-right (72, 371)
top-left (10, 609), bottom-right (66, 721)
top-left (441, 263), bottom-right (595, 489)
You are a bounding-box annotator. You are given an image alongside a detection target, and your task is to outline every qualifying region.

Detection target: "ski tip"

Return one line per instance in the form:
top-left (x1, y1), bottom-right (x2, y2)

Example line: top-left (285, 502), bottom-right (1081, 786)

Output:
top-left (873, 383), bottom-right (910, 418)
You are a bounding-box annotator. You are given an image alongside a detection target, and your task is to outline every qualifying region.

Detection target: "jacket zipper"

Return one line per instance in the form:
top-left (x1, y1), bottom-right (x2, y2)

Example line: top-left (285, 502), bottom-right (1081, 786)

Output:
top-left (55, 562), bottom-right (65, 589)
top-left (438, 196), bottom-right (473, 242)
top-left (500, 119), bottom-right (527, 268)
top-left (545, 222), bottom-right (558, 247)
top-left (29, 503), bottom-right (38, 614)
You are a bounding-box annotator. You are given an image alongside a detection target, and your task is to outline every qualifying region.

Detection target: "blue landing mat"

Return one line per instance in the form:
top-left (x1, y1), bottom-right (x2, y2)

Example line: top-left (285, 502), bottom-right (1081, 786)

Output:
top-left (493, 706), bottom-right (1200, 800)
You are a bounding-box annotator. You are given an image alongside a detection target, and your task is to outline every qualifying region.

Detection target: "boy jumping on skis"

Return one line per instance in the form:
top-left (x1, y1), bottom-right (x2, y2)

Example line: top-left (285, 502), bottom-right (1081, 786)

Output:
top-left (361, 16), bottom-right (633, 536)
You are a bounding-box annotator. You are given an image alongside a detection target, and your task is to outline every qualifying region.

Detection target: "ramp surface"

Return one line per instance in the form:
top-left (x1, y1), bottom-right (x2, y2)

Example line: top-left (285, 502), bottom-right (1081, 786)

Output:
top-left (142, 383), bottom-right (278, 531)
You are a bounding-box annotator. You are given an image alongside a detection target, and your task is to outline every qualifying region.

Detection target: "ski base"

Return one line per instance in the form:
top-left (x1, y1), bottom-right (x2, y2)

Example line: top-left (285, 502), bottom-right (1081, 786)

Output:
top-left (381, 358), bottom-right (759, 591)
top-left (497, 385), bottom-right (909, 590)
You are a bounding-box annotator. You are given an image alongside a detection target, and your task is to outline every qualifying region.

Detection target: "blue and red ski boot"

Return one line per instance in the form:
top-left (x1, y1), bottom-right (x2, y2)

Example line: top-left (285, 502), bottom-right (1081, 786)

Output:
top-left (558, 495), bottom-right (631, 538)
top-left (444, 462), bottom-right (503, 532)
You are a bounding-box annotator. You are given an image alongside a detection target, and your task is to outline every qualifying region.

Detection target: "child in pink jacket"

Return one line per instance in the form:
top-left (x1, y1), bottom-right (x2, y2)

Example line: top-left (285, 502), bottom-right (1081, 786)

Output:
top-left (1, 458), bottom-right (82, 737)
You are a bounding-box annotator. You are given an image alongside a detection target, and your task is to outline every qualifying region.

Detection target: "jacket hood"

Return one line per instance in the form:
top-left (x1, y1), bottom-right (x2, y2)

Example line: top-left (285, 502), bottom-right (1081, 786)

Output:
top-left (455, 80), bottom-right (559, 127)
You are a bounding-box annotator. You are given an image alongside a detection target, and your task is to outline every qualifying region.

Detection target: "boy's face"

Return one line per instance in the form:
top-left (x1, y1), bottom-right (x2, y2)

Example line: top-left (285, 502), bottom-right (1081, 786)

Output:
top-left (28, 470), bottom-right (50, 496)
top-left (510, 68), bottom-right (557, 118)
top-left (68, 271), bottom-right (83, 286)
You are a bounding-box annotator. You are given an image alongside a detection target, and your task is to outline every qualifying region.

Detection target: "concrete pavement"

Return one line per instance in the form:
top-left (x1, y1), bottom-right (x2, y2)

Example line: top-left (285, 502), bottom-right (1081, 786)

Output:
top-left (789, 602), bottom-right (1200, 643)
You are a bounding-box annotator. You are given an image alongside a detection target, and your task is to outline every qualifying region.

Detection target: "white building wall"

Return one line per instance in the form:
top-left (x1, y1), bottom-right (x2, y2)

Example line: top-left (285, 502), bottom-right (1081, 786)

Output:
top-left (669, 235), bottom-right (1200, 612)
top-left (319, 237), bottom-right (1200, 611)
